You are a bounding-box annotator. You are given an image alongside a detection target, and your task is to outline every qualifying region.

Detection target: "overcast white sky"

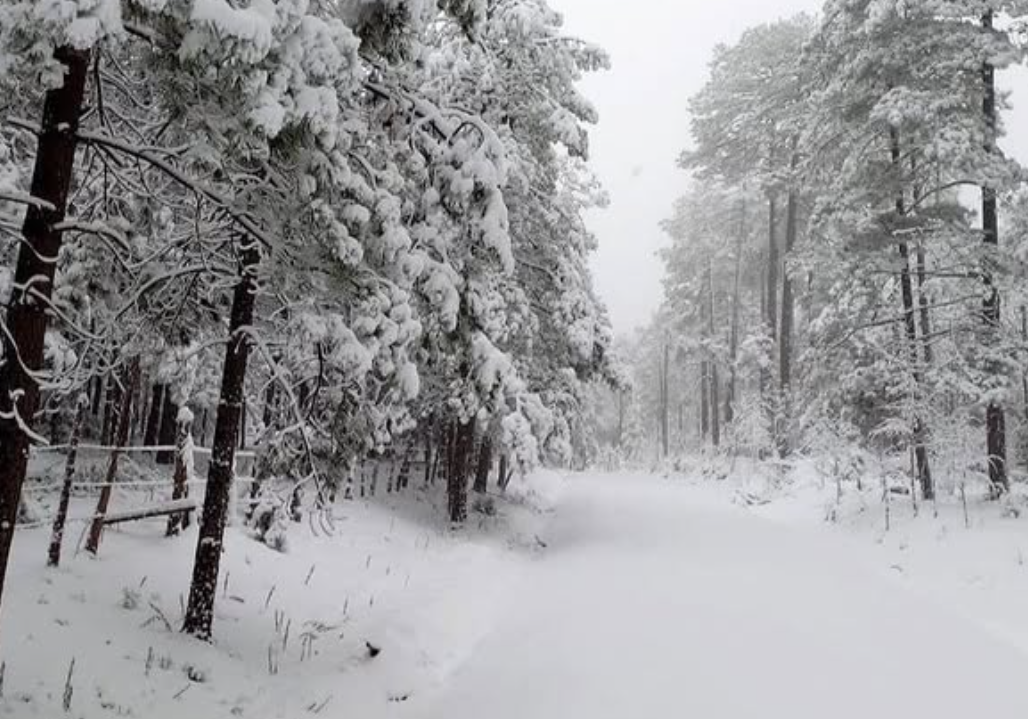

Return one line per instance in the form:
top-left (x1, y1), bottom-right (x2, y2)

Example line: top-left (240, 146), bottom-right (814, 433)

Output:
top-left (551, 0), bottom-right (1028, 333)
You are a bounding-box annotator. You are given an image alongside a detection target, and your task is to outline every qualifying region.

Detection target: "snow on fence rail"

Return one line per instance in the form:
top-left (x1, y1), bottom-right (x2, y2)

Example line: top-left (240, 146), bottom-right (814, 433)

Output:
top-left (25, 441), bottom-right (258, 531)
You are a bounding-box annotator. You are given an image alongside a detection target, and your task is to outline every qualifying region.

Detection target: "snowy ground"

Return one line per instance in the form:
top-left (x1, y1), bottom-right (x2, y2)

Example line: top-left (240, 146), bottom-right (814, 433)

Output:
top-left (4, 465), bottom-right (1028, 718)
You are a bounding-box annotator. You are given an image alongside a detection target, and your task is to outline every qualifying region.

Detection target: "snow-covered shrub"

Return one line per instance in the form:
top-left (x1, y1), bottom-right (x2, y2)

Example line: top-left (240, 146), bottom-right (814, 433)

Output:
top-left (247, 494), bottom-right (290, 553)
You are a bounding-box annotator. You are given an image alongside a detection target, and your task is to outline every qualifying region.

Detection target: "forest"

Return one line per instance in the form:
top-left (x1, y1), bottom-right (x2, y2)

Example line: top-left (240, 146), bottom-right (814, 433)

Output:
top-left (2, 0), bottom-right (1028, 717)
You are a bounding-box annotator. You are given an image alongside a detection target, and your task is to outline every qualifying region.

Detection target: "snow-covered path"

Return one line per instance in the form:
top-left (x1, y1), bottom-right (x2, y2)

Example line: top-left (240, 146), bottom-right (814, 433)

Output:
top-left (414, 475), bottom-right (1028, 718)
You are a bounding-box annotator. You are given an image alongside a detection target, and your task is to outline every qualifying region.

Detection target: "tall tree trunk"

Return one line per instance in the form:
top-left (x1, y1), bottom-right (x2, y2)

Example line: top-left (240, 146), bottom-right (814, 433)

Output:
top-left (497, 452), bottom-right (510, 492)
top-left (706, 260), bottom-right (721, 448)
top-left (700, 362), bottom-right (710, 442)
top-left (156, 386), bottom-right (178, 465)
top-left (891, 128), bottom-right (934, 501)
top-left (166, 410), bottom-right (194, 536)
top-left (1022, 306), bottom-right (1028, 475)
top-left (779, 155), bottom-right (799, 458)
top-left (86, 359), bottom-right (141, 554)
top-left (47, 395), bottom-right (87, 567)
top-left (764, 195), bottom-right (779, 453)
top-left (0, 46), bottom-right (90, 611)
top-left (100, 373), bottom-right (121, 446)
top-left (916, 241), bottom-right (934, 366)
top-left (183, 237), bottom-right (260, 641)
top-left (725, 201), bottom-right (746, 427)
top-left (473, 435), bottom-right (492, 494)
top-left (448, 420), bottom-right (474, 523)
top-left (143, 384), bottom-right (164, 449)
top-left (660, 339), bottom-right (670, 457)
top-left (982, 10), bottom-right (1008, 497)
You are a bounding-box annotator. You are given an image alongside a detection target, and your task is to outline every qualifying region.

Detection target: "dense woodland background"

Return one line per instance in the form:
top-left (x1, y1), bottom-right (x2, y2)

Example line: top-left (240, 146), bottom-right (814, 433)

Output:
top-left (1, 0), bottom-right (1028, 678)
top-left (590, 1), bottom-right (1028, 507)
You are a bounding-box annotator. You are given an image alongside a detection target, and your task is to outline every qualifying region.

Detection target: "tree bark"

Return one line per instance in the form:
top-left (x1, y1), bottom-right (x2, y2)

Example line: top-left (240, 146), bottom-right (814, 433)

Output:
top-left (725, 200), bottom-right (746, 427)
top-left (779, 170), bottom-right (799, 457)
top-left (497, 452), bottom-right (510, 492)
top-left (448, 419), bottom-right (475, 523)
top-left (183, 236), bottom-right (260, 640)
top-left (166, 410), bottom-right (194, 536)
top-left (763, 194), bottom-right (779, 454)
top-left (47, 396), bottom-right (87, 567)
top-left (981, 10), bottom-right (1008, 497)
top-left (891, 128), bottom-right (934, 501)
top-left (660, 339), bottom-right (670, 457)
top-left (700, 362), bottom-right (710, 442)
top-left (143, 383), bottom-right (165, 449)
top-left (706, 260), bottom-right (721, 448)
top-left (473, 435), bottom-right (492, 494)
top-left (86, 359), bottom-right (141, 554)
top-left (0, 46), bottom-right (90, 610)
top-left (156, 385), bottom-right (178, 465)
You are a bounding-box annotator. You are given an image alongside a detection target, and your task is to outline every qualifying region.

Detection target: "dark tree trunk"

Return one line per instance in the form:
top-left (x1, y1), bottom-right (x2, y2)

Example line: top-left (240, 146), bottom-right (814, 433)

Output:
top-left (498, 453), bottom-right (510, 492)
top-left (660, 339), bottom-right (670, 457)
top-left (397, 442), bottom-right (413, 491)
top-left (448, 420), bottom-right (475, 523)
top-left (916, 242), bottom-right (934, 367)
top-left (90, 373), bottom-right (104, 418)
top-left (100, 373), bottom-right (121, 446)
top-left (238, 398), bottom-right (248, 451)
top-left (764, 194), bottom-right (779, 452)
top-left (423, 423), bottom-right (434, 486)
top-left (143, 383), bottom-right (165, 448)
top-left (700, 362), bottom-right (710, 442)
top-left (779, 167), bottom-right (799, 457)
top-left (982, 10), bottom-right (1008, 497)
top-left (473, 436), bottom-right (492, 494)
top-left (183, 237), bottom-right (260, 641)
top-left (725, 201), bottom-right (746, 427)
top-left (48, 396), bottom-right (87, 567)
top-left (156, 385), bottom-right (178, 464)
top-left (710, 363), bottom-right (721, 448)
top-left (891, 128), bottom-right (934, 501)
top-left (166, 411), bottom-right (194, 536)
top-left (86, 359), bottom-right (141, 554)
top-left (0, 46), bottom-right (91, 610)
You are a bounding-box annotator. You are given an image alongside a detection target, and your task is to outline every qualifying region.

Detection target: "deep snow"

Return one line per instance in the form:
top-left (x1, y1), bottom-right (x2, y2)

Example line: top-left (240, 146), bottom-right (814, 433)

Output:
top-left (416, 474), bottom-right (1028, 718)
top-left (3, 467), bottom-right (1028, 718)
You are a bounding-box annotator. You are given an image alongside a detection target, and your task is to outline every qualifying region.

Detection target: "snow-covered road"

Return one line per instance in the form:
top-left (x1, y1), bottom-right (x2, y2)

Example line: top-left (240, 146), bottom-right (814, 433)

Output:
top-left (415, 475), bottom-right (1028, 718)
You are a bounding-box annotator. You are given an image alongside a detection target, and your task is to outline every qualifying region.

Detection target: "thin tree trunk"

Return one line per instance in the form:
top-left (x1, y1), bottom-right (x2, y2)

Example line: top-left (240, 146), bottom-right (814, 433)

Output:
top-left (779, 173), bottom-right (799, 457)
top-left (498, 453), bottom-right (511, 492)
top-left (47, 396), bottom-right (87, 567)
top-left (725, 200), bottom-right (746, 426)
top-left (1022, 306), bottom-right (1028, 475)
top-left (473, 435), bottom-right (492, 494)
top-left (448, 420), bottom-right (474, 523)
top-left (982, 10), bottom-right (1008, 497)
top-left (706, 260), bottom-right (721, 448)
top-left (156, 386), bottom-right (177, 465)
top-left (700, 362), bottom-right (710, 442)
top-left (143, 384), bottom-right (164, 449)
top-left (764, 194), bottom-right (779, 453)
top-left (86, 359), bottom-right (141, 554)
top-left (0, 46), bottom-right (91, 610)
top-left (183, 236), bottom-right (260, 641)
top-left (100, 373), bottom-right (121, 446)
top-left (891, 127), bottom-right (934, 501)
top-left (166, 410), bottom-right (194, 536)
top-left (660, 339), bottom-right (670, 458)
top-left (423, 422), bottom-right (434, 486)
top-left (916, 241), bottom-right (934, 366)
